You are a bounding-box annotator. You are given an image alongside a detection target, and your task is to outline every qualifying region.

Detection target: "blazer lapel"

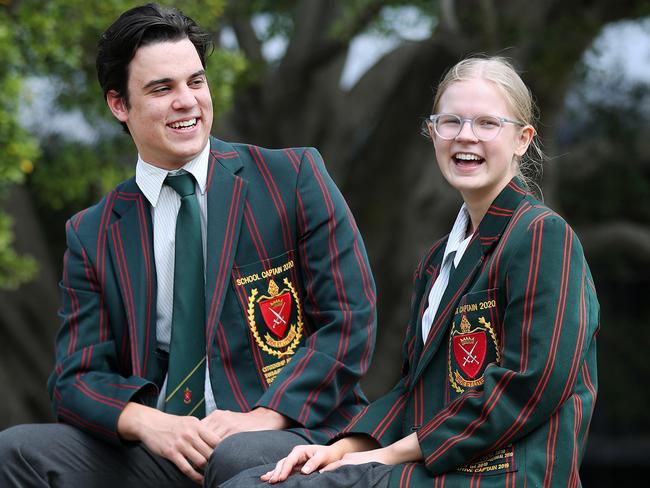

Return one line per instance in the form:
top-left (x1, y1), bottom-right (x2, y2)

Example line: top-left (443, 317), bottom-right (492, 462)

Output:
top-left (107, 178), bottom-right (157, 379)
top-left (411, 237), bottom-right (484, 384)
top-left (410, 253), bottom-right (444, 372)
top-left (204, 138), bottom-right (248, 357)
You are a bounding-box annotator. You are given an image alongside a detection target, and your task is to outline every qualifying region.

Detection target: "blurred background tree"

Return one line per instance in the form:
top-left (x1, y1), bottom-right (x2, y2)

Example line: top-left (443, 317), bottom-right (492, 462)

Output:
top-left (1, 0), bottom-right (648, 484)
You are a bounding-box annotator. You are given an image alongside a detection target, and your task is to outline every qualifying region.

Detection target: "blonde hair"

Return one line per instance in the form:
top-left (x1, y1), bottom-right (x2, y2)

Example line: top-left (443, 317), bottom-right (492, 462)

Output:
top-left (431, 56), bottom-right (544, 198)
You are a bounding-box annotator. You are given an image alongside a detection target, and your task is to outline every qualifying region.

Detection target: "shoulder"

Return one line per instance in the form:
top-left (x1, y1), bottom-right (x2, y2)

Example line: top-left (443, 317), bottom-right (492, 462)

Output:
top-left (65, 177), bottom-right (135, 242)
top-left (508, 195), bottom-right (579, 240)
top-left (501, 194), bottom-right (587, 262)
top-left (211, 137), bottom-right (322, 175)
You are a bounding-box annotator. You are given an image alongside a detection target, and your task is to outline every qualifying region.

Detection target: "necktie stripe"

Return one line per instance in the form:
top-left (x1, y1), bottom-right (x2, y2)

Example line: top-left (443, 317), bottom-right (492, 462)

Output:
top-left (187, 397), bottom-right (206, 417)
top-left (165, 356), bottom-right (207, 402)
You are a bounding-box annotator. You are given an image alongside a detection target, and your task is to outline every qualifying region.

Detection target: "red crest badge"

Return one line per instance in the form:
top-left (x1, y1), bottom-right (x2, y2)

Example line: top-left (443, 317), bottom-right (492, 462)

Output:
top-left (183, 387), bottom-right (192, 404)
top-left (258, 292), bottom-right (292, 338)
top-left (247, 277), bottom-right (304, 363)
top-left (452, 331), bottom-right (487, 379)
top-left (448, 314), bottom-right (500, 393)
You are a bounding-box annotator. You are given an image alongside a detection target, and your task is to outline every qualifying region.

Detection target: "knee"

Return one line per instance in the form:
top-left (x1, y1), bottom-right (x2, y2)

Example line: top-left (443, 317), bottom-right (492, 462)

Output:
top-left (0, 424), bottom-right (45, 484)
top-left (0, 425), bottom-right (32, 461)
top-left (0, 424), bottom-right (71, 472)
top-left (205, 433), bottom-right (256, 486)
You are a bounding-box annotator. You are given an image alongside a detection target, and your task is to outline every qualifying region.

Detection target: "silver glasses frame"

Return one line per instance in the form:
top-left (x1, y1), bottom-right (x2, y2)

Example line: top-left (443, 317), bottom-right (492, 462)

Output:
top-left (428, 114), bottom-right (525, 141)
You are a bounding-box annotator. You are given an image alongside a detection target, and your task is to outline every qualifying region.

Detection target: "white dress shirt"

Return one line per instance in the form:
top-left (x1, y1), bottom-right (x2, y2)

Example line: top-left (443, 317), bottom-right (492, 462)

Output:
top-left (135, 142), bottom-right (216, 414)
top-left (421, 204), bottom-right (474, 342)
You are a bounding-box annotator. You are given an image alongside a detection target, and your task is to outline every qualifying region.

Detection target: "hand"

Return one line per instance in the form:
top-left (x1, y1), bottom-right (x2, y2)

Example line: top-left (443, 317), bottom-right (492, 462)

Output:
top-left (261, 444), bottom-right (344, 483)
top-left (117, 403), bottom-right (219, 484)
top-left (261, 435), bottom-right (378, 483)
top-left (320, 447), bottom-right (393, 472)
top-left (322, 432), bottom-right (424, 472)
top-left (200, 407), bottom-right (291, 441)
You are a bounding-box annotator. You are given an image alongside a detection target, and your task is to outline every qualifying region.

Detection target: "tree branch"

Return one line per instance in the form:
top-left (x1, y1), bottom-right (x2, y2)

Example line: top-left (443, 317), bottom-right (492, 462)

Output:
top-left (228, 15), bottom-right (265, 65)
top-left (440, 0), bottom-right (460, 34)
top-left (282, 0), bottom-right (385, 76)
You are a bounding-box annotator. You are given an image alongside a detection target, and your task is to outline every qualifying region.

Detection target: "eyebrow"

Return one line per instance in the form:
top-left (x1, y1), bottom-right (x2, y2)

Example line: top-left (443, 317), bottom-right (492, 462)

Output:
top-left (142, 70), bottom-right (206, 90)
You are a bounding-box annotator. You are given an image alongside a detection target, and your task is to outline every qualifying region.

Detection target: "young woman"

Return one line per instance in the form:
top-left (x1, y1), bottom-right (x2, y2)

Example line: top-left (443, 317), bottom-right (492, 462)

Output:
top-left (220, 56), bottom-right (599, 488)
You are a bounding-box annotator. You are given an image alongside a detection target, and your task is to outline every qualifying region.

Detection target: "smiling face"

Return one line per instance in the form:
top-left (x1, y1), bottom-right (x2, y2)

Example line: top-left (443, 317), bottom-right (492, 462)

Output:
top-left (106, 38), bottom-right (213, 170)
top-left (430, 77), bottom-right (533, 209)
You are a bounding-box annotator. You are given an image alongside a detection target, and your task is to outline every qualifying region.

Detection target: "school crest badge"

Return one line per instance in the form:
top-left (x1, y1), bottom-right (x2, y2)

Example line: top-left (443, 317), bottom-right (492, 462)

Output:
top-left (449, 314), bottom-right (500, 393)
top-left (247, 278), bottom-right (303, 359)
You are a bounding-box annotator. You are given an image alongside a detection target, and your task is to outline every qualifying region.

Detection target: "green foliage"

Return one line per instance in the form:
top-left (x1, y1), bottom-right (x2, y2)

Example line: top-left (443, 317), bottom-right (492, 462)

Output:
top-left (0, 0), bottom-right (245, 289)
top-left (30, 135), bottom-right (134, 210)
top-left (0, 7), bottom-right (41, 287)
top-left (0, 213), bottom-right (37, 290)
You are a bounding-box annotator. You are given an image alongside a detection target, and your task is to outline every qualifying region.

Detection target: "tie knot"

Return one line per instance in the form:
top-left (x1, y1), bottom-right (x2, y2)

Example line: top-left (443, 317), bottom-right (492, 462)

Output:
top-left (165, 172), bottom-right (196, 197)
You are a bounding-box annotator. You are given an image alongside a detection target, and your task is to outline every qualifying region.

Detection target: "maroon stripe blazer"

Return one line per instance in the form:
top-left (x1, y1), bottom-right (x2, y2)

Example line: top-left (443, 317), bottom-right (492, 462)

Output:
top-left (343, 178), bottom-right (599, 488)
top-left (48, 137), bottom-right (377, 445)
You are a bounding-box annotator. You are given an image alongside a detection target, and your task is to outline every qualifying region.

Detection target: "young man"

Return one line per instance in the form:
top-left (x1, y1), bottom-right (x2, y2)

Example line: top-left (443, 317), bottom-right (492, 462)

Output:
top-left (0, 4), bottom-right (376, 487)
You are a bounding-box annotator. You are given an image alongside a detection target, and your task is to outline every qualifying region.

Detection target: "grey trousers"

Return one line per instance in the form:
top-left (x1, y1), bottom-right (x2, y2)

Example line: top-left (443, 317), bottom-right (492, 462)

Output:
top-left (0, 423), bottom-right (305, 487)
top-left (219, 462), bottom-right (392, 488)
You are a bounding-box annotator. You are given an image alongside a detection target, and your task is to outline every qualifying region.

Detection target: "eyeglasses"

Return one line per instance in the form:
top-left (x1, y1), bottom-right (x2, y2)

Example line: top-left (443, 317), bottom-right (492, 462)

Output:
top-left (428, 114), bottom-right (525, 141)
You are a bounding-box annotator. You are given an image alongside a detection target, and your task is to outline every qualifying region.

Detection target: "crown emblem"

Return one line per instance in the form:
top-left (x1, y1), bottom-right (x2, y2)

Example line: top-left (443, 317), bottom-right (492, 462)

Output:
top-left (268, 279), bottom-right (280, 297)
top-left (460, 314), bottom-right (471, 333)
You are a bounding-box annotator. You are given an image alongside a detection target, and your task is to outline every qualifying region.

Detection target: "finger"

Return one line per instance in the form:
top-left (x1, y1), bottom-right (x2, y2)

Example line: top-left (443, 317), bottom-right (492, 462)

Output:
top-left (174, 454), bottom-right (204, 484)
top-left (260, 466), bottom-right (280, 482)
top-left (320, 460), bottom-right (344, 473)
top-left (276, 448), bottom-right (313, 480)
top-left (266, 457), bottom-right (288, 483)
top-left (181, 445), bottom-right (210, 471)
top-left (301, 450), bottom-right (325, 474)
top-left (197, 428), bottom-right (221, 452)
top-left (192, 442), bottom-right (214, 468)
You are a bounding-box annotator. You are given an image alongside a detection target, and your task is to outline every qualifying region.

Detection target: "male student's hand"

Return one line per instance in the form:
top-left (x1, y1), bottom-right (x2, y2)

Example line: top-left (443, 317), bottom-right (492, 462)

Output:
top-left (117, 402), bottom-right (219, 484)
top-left (200, 406), bottom-right (291, 441)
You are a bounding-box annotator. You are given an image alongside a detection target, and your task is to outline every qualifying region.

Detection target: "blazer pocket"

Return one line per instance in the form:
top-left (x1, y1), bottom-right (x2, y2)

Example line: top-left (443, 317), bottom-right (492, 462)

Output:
top-left (448, 288), bottom-right (503, 394)
top-left (231, 250), bottom-right (305, 385)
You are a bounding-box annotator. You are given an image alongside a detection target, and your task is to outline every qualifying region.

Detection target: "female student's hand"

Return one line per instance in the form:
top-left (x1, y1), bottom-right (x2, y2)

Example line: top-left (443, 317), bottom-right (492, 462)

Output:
top-left (322, 432), bottom-right (423, 472)
top-left (261, 435), bottom-right (379, 483)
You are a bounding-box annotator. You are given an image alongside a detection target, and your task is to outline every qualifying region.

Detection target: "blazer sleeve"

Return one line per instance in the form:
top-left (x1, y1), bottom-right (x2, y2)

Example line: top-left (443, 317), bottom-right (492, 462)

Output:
top-left (46, 220), bottom-right (156, 444)
top-left (340, 263), bottom-right (430, 446)
top-left (415, 215), bottom-right (599, 474)
top-left (255, 147), bottom-right (377, 427)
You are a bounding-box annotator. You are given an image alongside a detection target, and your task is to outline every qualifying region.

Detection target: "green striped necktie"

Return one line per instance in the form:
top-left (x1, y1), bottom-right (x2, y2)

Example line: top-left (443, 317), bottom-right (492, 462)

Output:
top-left (163, 172), bottom-right (206, 418)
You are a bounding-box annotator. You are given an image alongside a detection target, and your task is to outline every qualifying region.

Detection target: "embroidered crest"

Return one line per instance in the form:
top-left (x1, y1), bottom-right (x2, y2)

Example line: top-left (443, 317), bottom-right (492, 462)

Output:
top-left (247, 278), bottom-right (303, 360)
top-left (449, 314), bottom-right (500, 393)
top-left (452, 315), bottom-right (487, 379)
top-left (258, 280), bottom-right (292, 338)
top-left (183, 387), bottom-right (192, 404)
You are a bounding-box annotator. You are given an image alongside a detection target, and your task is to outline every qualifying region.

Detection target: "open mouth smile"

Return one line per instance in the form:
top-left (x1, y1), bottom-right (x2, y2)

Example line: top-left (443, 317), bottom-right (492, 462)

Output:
top-left (167, 118), bottom-right (198, 130)
top-left (453, 152), bottom-right (485, 165)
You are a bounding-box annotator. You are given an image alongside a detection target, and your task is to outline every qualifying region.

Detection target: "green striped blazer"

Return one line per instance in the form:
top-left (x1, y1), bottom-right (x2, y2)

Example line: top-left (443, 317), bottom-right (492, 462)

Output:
top-left (344, 177), bottom-right (598, 488)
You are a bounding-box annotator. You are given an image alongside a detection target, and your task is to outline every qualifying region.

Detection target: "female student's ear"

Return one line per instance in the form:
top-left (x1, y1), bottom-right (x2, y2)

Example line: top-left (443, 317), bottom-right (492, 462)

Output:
top-left (514, 125), bottom-right (535, 158)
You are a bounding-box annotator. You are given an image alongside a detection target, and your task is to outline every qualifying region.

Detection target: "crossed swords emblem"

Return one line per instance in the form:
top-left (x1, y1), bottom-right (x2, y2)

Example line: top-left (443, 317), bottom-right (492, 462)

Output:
top-left (459, 341), bottom-right (479, 366)
top-left (268, 301), bottom-right (287, 330)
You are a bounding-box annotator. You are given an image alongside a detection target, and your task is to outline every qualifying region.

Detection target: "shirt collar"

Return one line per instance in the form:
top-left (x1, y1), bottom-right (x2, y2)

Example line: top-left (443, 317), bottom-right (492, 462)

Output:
top-left (443, 203), bottom-right (471, 263)
top-left (135, 141), bottom-right (210, 207)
